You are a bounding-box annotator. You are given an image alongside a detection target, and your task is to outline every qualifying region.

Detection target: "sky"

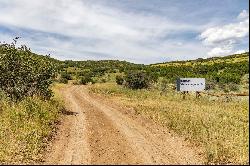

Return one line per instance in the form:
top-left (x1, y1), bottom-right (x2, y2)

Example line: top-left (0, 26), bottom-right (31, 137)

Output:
top-left (0, 0), bottom-right (249, 64)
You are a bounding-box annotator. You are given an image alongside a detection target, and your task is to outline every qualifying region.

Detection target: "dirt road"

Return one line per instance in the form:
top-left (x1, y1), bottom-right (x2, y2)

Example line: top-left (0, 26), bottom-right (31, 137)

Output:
top-left (44, 85), bottom-right (203, 165)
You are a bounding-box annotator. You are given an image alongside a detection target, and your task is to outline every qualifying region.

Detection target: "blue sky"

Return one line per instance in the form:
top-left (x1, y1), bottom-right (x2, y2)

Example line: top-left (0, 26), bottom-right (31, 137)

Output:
top-left (0, 0), bottom-right (249, 64)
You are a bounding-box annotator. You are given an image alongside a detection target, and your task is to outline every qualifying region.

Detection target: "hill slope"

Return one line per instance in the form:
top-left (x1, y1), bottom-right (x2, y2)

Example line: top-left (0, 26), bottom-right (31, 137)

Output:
top-left (147, 52), bottom-right (249, 85)
top-left (151, 52), bottom-right (249, 67)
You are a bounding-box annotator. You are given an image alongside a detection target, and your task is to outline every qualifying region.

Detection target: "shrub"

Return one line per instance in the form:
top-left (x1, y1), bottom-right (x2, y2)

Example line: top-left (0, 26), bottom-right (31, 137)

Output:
top-left (241, 74), bottom-right (249, 84)
top-left (0, 41), bottom-right (56, 101)
top-left (228, 83), bottom-right (239, 92)
top-left (115, 75), bottom-right (124, 85)
top-left (124, 71), bottom-right (151, 89)
top-left (159, 78), bottom-right (169, 92)
top-left (60, 72), bottom-right (72, 80)
top-left (221, 84), bottom-right (230, 93)
top-left (205, 82), bottom-right (216, 90)
top-left (79, 75), bottom-right (94, 85)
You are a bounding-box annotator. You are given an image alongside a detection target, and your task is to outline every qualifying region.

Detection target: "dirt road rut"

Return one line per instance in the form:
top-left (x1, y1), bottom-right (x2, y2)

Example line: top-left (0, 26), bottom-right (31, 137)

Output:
top-left (45, 85), bottom-right (203, 164)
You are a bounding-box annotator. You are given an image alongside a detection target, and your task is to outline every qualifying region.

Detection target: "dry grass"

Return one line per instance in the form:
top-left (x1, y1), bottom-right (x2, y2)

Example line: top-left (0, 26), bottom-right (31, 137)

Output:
top-left (0, 86), bottom-right (64, 164)
top-left (90, 83), bottom-right (249, 165)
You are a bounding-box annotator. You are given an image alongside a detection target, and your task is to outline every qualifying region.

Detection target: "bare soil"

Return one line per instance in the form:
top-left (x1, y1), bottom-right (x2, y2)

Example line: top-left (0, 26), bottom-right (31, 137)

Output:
top-left (44, 85), bottom-right (204, 165)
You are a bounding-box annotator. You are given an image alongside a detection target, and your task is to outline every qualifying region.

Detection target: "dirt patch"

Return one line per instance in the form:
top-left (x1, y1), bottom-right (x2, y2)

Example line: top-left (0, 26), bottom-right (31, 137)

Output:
top-left (43, 86), bottom-right (90, 164)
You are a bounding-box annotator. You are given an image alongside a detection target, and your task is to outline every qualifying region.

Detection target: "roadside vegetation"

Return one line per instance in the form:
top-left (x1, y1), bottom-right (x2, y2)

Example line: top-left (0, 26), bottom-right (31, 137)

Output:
top-left (0, 40), bottom-right (64, 164)
top-left (0, 94), bottom-right (63, 164)
top-left (90, 82), bottom-right (249, 165)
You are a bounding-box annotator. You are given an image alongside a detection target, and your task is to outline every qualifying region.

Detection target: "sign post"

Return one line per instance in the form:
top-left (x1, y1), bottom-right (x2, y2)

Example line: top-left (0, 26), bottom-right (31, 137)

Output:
top-left (176, 78), bottom-right (205, 99)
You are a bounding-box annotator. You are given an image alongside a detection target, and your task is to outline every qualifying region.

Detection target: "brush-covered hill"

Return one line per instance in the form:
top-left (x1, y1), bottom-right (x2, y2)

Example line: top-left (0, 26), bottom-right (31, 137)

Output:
top-left (57, 52), bottom-right (248, 87)
top-left (58, 60), bottom-right (145, 83)
top-left (147, 52), bottom-right (249, 85)
top-left (60, 60), bottom-right (145, 74)
top-left (2, 40), bottom-right (247, 87)
top-left (151, 52), bottom-right (249, 67)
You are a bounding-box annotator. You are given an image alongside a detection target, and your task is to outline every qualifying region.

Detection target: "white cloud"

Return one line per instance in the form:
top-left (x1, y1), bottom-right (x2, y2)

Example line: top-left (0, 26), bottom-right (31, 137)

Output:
top-left (238, 10), bottom-right (249, 20)
top-left (207, 46), bottom-right (232, 57)
top-left (234, 49), bottom-right (248, 54)
top-left (0, 0), bottom-right (195, 41)
top-left (199, 10), bottom-right (249, 57)
top-left (199, 13), bottom-right (249, 45)
top-left (0, 0), bottom-right (235, 63)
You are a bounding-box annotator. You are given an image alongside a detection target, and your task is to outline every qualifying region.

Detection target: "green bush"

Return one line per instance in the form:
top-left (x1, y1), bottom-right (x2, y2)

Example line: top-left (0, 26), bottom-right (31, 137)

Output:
top-left (124, 71), bottom-right (151, 89)
top-left (60, 72), bottom-right (72, 80)
top-left (228, 83), bottom-right (239, 92)
top-left (205, 82), bottom-right (216, 90)
top-left (115, 75), bottom-right (124, 85)
top-left (0, 41), bottom-right (56, 101)
top-left (79, 75), bottom-right (94, 85)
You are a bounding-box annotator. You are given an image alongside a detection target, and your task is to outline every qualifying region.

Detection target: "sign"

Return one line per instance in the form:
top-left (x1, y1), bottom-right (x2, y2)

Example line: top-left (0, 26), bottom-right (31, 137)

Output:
top-left (177, 78), bottom-right (205, 92)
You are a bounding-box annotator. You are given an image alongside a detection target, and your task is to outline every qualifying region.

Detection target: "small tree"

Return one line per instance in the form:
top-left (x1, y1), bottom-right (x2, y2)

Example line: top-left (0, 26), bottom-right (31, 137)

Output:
top-left (0, 40), bottom-right (56, 100)
top-left (124, 71), bottom-right (151, 89)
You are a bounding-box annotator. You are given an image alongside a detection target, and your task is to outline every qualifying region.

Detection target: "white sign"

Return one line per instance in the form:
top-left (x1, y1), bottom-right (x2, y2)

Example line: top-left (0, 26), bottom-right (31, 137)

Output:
top-left (177, 78), bottom-right (205, 91)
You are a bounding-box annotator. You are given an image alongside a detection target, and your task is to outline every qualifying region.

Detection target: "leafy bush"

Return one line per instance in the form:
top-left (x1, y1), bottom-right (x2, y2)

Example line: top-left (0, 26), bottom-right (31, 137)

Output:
top-left (124, 71), bottom-right (151, 89)
top-left (0, 41), bottom-right (56, 100)
top-left (60, 72), bottom-right (72, 80)
top-left (79, 75), bottom-right (94, 85)
top-left (205, 82), bottom-right (216, 90)
top-left (159, 78), bottom-right (169, 92)
top-left (115, 75), bottom-right (124, 85)
top-left (228, 83), bottom-right (239, 92)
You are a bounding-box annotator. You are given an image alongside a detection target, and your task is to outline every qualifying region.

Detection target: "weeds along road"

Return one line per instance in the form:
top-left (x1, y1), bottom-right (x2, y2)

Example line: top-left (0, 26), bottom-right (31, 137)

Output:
top-left (44, 85), bottom-right (203, 165)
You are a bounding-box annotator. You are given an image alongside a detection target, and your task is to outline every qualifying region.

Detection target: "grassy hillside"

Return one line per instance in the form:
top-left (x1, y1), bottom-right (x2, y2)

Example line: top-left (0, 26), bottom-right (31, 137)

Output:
top-left (58, 60), bottom-right (145, 83)
top-left (61, 60), bottom-right (144, 71)
top-left (152, 52), bottom-right (249, 67)
top-left (57, 52), bottom-right (249, 89)
top-left (146, 53), bottom-right (249, 90)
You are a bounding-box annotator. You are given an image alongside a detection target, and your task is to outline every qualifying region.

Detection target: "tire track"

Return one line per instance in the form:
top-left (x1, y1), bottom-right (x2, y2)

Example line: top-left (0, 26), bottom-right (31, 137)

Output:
top-left (45, 85), bottom-right (203, 164)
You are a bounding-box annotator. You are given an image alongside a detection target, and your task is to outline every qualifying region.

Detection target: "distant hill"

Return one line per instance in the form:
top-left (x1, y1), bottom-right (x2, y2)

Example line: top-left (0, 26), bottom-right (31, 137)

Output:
top-left (61, 60), bottom-right (145, 72)
top-left (1, 42), bottom-right (248, 86)
top-left (147, 52), bottom-right (249, 85)
top-left (151, 52), bottom-right (249, 67)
